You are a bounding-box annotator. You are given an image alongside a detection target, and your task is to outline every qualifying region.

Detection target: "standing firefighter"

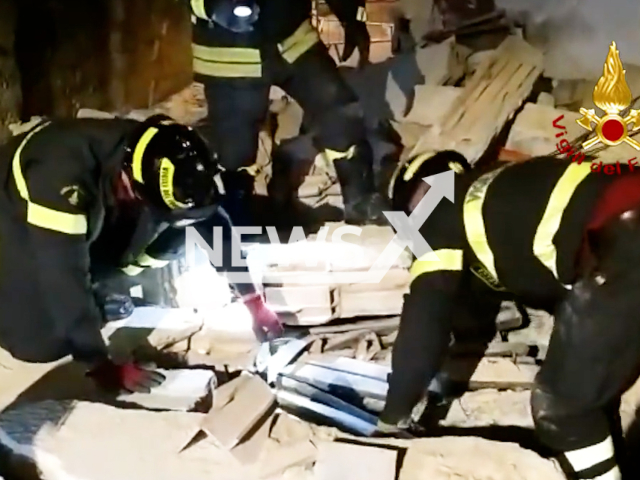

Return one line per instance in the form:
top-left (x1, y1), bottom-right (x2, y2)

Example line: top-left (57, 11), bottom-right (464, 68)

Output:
top-left (0, 115), bottom-right (280, 395)
top-left (379, 151), bottom-right (640, 480)
top-left (188, 0), bottom-right (390, 225)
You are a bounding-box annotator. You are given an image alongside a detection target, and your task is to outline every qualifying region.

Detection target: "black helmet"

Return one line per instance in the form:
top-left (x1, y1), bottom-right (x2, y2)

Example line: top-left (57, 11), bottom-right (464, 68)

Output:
top-left (388, 150), bottom-right (471, 212)
top-left (123, 114), bottom-right (221, 213)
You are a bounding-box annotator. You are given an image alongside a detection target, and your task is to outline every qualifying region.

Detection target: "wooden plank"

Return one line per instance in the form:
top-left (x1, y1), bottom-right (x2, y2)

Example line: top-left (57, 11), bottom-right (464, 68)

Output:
top-left (408, 36), bottom-right (544, 165)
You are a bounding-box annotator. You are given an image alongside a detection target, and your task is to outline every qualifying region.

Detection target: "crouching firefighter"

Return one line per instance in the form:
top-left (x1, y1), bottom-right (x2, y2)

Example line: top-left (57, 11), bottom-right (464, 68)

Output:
top-left (377, 151), bottom-right (640, 480)
top-left (0, 115), bottom-right (279, 396)
top-left (88, 114), bottom-right (285, 343)
top-left (187, 0), bottom-right (390, 226)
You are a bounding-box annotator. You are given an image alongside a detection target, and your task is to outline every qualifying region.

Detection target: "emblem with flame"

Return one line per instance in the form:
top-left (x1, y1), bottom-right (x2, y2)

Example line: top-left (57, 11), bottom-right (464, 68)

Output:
top-left (576, 41), bottom-right (640, 150)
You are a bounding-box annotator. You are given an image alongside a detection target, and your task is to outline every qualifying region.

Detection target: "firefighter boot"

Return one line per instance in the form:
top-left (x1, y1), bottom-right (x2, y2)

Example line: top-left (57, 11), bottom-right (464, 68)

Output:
top-left (332, 143), bottom-right (391, 226)
top-left (220, 169), bottom-right (256, 227)
top-left (268, 138), bottom-right (315, 217)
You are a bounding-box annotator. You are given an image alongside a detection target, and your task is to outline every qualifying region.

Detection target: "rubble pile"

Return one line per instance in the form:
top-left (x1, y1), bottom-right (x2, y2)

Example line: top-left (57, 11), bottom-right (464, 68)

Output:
top-left (4, 5), bottom-right (640, 480)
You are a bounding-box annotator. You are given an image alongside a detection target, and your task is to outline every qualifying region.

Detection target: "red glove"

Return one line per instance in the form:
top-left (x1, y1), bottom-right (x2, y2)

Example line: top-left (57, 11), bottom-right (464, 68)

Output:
top-left (86, 360), bottom-right (166, 394)
top-left (243, 293), bottom-right (284, 342)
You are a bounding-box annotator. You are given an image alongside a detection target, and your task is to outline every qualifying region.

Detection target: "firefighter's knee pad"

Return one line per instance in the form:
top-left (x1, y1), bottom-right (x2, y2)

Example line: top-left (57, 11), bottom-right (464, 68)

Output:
top-left (315, 102), bottom-right (367, 153)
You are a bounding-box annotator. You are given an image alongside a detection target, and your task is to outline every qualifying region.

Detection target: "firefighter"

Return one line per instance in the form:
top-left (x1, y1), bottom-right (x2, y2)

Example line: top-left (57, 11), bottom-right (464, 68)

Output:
top-left (86, 114), bottom-right (284, 342)
top-left (0, 114), bottom-right (280, 396)
top-left (377, 151), bottom-right (640, 480)
top-left (188, 0), bottom-right (390, 226)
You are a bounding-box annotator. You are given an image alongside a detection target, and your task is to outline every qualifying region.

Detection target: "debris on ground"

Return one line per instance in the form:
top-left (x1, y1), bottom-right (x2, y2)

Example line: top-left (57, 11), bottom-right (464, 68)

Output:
top-left (5, 6), bottom-right (640, 480)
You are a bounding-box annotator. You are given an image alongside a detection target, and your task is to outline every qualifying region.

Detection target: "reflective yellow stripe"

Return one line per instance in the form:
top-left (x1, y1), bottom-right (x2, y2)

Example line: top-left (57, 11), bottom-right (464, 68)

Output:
top-left (323, 146), bottom-right (356, 162)
top-left (136, 253), bottom-right (170, 268)
top-left (12, 122), bottom-right (88, 235)
top-left (122, 265), bottom-right (144, 276)
top-left (159, 158), bottom-right (188, 210)
top-left (410, 249), bottom-right (463, 280)
top-left (404, 152), bottom-right (431, 181)
top-left (279, 20), bottom-right (320, 63)
top-left (356, 6), bottom-right (368, 22)
top-left (190, 0), bottom-right (208, 20)
top-left (27, 203), bottom-right (87, 235)
top-left (192, 45), bottom-right (262, 78)
top-left (193, 58), bottom-right (262, 77)
top-left (463, 165), bottom-right (509, 282)
top-left (132, 127), bottom-right (158, 183)
top-left (533, 163), bottom-right (591, 279)
top-left (192, 45), bottom-right (261, 63)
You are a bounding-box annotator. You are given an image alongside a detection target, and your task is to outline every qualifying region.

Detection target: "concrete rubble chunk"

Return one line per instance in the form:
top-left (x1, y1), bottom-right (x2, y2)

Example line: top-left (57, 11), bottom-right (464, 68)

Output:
top-left (314, 441), bottom-right (398, 480)
top-left (398, 437), bottom-right (565, 480)
top-left (0, 401), bottom-right (247, 480)
top-left (441, 390), bottom-right (533, 428)
top-left (252, 413), bottom-right (316, 479)
top-left (102, 306), bottom-right (204, 358)
top-left (116, 368), bottom-right (215, 411)
top-left (183, 373), bottom-right (276, 465)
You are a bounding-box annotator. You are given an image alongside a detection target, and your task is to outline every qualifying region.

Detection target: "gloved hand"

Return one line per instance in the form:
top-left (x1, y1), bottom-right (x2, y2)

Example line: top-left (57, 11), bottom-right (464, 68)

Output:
top-left (243, 293), bottom-right (284, 342)
top-left (341, 21), bottom-right (370, 68)
top-left (86, 360), bottom-right (166, 394)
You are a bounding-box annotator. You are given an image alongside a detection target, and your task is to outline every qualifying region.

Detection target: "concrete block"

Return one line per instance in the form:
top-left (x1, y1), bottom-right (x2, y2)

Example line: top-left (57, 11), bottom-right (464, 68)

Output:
top-left (102, 306), bottom-right (204, 357)
top-left (0, 400), bottom-right (251, 480)
top-left (314, 441), bottom-right (397, 480)
top-left (398, 437), bottom-right (565, 480)
top-left (182, 373), bottom-right (276, 465)
top-left (117, 368), bottom-right (215, 411)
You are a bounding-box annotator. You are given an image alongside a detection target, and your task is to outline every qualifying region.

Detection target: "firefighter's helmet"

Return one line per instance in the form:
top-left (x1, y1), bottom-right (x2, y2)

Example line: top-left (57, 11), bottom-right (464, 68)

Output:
top-left (388, 150), bottom-right (471, 211)
top-left (123, 114), bottom-right (221, 213)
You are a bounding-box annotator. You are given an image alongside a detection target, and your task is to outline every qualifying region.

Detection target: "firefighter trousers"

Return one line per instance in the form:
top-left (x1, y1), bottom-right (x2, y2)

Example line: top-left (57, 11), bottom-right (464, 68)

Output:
top-left (198, 42), bottom-right (366, 172)
top-left (531, 212), bottom-right (640, 480)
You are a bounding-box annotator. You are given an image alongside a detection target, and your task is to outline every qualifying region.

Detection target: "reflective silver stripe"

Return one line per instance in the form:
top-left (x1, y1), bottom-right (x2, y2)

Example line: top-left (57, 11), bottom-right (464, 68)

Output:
top-left (356, 6), bottom-right (367, 21)
top-left (564, 437), bottom-right (615, 473)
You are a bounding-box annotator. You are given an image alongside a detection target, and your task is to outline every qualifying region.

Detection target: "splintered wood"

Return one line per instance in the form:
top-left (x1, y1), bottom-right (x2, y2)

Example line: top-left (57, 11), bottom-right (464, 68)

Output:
top-left (408, 36), bottom-right (544, 165)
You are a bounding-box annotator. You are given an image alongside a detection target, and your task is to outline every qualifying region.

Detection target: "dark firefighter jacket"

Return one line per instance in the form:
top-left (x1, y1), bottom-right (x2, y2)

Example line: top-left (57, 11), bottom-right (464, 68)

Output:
top-left (381, 155), bottom-right (632, 423)
top-left (0, 118), bottom-right (230, 364)
top-left (409, 157), bottom-right (623, 310)
top-left (188, 0), bottom-right (366, 80)
top-left (0, 118), bottom-right (139, 363)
